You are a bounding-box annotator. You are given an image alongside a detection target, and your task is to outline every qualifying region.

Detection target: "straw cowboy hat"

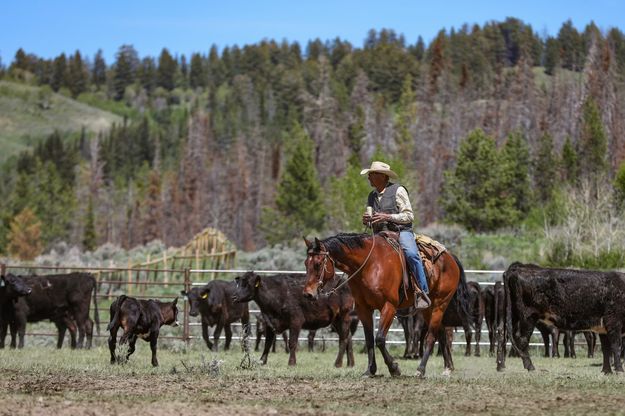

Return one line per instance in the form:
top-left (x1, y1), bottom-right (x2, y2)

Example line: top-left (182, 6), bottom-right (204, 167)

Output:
top-left (360, 161), bottom-right (398, 179)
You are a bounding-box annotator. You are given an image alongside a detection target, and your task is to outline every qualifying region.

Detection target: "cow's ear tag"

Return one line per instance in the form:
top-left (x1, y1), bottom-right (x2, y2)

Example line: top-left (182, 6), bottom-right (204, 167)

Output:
top-left (201, 293), bottom-right (208, 299)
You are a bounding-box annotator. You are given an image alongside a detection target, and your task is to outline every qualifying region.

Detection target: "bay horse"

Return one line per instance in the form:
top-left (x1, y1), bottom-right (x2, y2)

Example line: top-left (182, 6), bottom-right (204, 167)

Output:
top-left (303, 233), bottom-right (467, 378)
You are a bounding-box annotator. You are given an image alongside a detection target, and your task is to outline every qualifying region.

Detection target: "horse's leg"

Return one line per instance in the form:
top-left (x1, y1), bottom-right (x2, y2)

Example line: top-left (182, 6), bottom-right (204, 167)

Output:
top-left (439, 327), bottom-right (454, 375)
top-left (376, 302), bottom-right (401, 377)
top-left (417, 308), bottom-right (445, 378)
top-left (355, 304), bottom-right (376, 377)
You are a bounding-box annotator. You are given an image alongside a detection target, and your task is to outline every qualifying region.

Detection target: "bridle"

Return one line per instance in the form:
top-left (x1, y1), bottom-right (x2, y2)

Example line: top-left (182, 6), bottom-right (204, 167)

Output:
top-left (308, 232), bottom-right (376, 296)
top-left (309, 249), bottom-right (335, 290)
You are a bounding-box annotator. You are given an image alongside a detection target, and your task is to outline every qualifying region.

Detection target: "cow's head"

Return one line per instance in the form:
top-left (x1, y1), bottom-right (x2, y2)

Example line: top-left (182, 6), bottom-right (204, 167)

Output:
top-left (180, 286), bottom-right (210, 317)
top-left (0, 273), bottom-right (32, 297)
top-left (232, 271), bottom-right (260, 303)
top-left (163, 297), bottom-right (179, 327)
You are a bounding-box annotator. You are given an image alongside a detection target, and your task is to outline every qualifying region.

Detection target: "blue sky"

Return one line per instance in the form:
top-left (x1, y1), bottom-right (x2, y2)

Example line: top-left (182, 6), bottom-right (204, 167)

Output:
top-left (2, 0), bottom-right (625, 64)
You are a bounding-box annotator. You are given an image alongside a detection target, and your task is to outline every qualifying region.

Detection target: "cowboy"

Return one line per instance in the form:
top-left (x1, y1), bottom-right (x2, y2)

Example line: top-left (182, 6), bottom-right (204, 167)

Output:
top-left (361, 161), bottom-right (430, 308)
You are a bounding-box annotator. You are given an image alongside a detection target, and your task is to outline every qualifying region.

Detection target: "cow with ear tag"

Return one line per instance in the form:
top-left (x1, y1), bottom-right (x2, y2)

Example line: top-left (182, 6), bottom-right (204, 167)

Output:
top-left (180, 279), bottom-right (250, 351)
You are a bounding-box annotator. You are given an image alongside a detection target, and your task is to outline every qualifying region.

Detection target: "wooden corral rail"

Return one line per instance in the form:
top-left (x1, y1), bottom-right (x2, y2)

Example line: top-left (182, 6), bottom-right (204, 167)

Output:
top-left (129, 227), bottom-right (237, 285)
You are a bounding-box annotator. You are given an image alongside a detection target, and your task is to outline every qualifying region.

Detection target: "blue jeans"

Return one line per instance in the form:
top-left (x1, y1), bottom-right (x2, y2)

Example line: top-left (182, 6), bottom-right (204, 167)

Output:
top-left (399, 230), bottom-right (428, 294)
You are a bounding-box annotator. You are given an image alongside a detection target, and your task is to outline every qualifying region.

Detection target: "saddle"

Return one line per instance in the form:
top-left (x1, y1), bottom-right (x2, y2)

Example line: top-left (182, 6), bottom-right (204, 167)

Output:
top-left (379, 231), bottom-right (447, 308)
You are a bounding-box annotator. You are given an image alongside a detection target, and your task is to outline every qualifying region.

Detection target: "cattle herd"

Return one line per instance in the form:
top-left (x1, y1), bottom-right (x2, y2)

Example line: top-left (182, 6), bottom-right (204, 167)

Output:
top-left (0, 261), bottom-right (624, 374)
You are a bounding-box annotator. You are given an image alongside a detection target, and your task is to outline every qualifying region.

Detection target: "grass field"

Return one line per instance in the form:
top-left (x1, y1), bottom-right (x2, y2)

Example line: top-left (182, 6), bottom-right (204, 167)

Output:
top-left (1, 340), bottom-right (625, 416)
top-left (0, 81), bottom-right (121, 163)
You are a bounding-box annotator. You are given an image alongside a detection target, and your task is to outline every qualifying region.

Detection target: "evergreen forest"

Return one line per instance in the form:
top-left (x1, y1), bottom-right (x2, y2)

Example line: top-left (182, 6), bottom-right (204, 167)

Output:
top-left (2, 18), bottom-right (625, 268)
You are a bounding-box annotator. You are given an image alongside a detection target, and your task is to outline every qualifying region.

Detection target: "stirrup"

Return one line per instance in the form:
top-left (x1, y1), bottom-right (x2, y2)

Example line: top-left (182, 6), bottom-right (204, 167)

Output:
top-left (414, 290), bottom-right (431, 310)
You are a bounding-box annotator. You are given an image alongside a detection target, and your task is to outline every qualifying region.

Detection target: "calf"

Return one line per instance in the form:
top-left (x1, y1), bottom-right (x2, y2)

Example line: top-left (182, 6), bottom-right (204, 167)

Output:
top-left (0, 273), bottom-right (32, 348)
top-left (181, 280), bottom-right (250, 351)
top-left (438, 274), bottom-right (475, 366)
top-left (397, 307), bottom-right (426, 359)
top-left (499, 262), bottom-right (625, 374)
top-left (482, 283), bottom-right (504, 356)
top-left (3, 273), bottom-right (99, 349)
top-left (255, 313), bottom-right (289, 353)
top-left (107, 295), bottom-right (179, 367)
top-left (233, 272), bottom-right (354, 367)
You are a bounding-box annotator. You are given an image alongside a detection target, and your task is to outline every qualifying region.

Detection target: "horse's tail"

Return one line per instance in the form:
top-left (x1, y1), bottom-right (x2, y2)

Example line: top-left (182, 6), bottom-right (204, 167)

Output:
top-left (450, 253), bottom-right (474, 330)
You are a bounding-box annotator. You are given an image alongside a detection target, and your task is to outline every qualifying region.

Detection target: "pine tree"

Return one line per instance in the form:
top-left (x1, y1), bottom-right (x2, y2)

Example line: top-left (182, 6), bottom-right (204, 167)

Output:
top-left (533, 132), bottom-right (558, 203)
top-left (112, 44), bottom-right (138, 100)
top-left (141, 169), bottom-right (162, 244)
top-left (157, 48), bottom-right (177, 91)
top-left (544, 37), bottom-right (560, 75)
top-left (578, 97), bottom-right (607, 186)
top-left (7, 207), bottom-right (43, 260)
top-left (13, 48), bottom-right (29, 71)
top-left (325, 159), bottom-right (373, 232)
top-left (92, 49), bottom-right (107, 91)
top-left (50, 53), bottom-right (67, 92)
top-left (501, 131), bottom-right (532, 215)
top-left (441, 129), bottom-right (517, 231)
top-left (83, 197), bottom-right (96, 251)
top-left (558, 20), bottom-right (585, 71)
top-left (260, 123), bottom-right (324, 243)
top-left (395, 74), bottom-right (416, 155)
top-left (138, 57), bottom-right (156, 94)
top-left (68, 50), bottom-right (87, 98)
top-left (189, 52), bottom-right (206, 89)
top-left (561, 136), bottom-right (579, 184)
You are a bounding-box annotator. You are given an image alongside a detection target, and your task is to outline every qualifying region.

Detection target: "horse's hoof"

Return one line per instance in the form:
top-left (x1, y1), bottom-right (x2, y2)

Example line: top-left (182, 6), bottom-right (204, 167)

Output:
top-left (390, 363), bottom-right (401, 377)
top-left (362, 370), bottom-right (376, 378)
top-left (442, 368), bottom-right (452, 377)
top-left (415, 369), bottom-right (425, 379)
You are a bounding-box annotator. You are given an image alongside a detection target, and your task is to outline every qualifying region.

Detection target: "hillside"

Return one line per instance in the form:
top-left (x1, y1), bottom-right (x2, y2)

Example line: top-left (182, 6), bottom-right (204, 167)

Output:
top-left (0, 81), bottom-right (121, 162)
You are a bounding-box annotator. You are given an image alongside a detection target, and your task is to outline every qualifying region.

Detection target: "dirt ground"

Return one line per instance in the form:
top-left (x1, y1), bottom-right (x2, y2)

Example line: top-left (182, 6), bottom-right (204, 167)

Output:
top-left (2, 347), bottom-right (625, 415)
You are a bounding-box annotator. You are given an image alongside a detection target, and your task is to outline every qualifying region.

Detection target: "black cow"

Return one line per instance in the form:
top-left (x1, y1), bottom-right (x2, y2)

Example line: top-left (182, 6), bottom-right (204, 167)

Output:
top-left (482, 283), bottom-right (505, 356)
top-left (397, 308), bottom-right (426, 359)
top-left (233, 272), bottom-right (355, 367)
top-left (438, 276), bottom-right (476, 364)
top-left (255, 313), bottom-right (289, 353)
top-left (3, 273), bottom-right (99, 349)
top-left (107, 295), bottom-right (179, 367)
top-left (181, 280), bottom-right (250, 351)
top-left (499, 262), bottom-right (625, 374)
top-left (0, 273), bottom-right (32, 348)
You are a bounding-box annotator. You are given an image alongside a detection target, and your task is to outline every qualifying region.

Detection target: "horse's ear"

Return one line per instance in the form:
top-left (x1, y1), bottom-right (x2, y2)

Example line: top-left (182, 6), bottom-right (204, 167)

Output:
top-left (304, 237), bottom-right (312, 249)
top-left (314, 237), bottom-right (322, 249)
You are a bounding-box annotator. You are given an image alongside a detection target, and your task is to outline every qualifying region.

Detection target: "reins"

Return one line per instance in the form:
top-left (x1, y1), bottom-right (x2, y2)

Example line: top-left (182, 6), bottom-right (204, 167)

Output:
top-left (325, 227), bottom-right (376, 295)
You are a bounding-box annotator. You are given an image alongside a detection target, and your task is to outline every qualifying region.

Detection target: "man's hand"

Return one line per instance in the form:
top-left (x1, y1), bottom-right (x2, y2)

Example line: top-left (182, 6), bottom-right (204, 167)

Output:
top-left (371, 212), bottom-right (392, 224)
top-left (362, 214), bottom-right (372, 226)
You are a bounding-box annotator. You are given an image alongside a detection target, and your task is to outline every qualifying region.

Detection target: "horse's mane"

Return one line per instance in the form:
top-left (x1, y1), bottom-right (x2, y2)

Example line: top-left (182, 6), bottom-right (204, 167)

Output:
top-left (319, 232), bottom-right (370, 254)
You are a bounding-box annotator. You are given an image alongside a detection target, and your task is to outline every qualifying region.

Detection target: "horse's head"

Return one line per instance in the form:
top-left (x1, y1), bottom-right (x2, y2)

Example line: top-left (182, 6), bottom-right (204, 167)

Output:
top-left (303, 237), bottom-right (336, 299)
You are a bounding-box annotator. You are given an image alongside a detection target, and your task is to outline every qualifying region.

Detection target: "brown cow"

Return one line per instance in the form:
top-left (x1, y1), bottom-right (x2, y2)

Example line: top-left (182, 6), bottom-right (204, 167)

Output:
top-left (107, 295), bottom-right (179, 367)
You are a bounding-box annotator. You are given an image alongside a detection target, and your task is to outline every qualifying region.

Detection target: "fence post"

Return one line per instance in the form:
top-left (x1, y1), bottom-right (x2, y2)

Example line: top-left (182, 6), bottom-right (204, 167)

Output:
top-left (127, 260), bottom-right (133, 296)
top-left (0, 263), bottom-right (5, 276)
top-left (163, 252), bottom-right (169, 288)
top-left (183, 268), bottom-right (191, 346)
